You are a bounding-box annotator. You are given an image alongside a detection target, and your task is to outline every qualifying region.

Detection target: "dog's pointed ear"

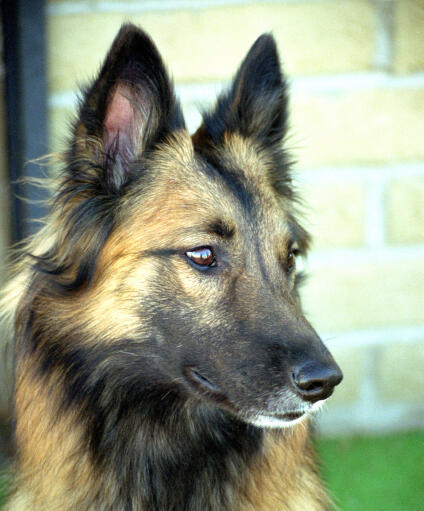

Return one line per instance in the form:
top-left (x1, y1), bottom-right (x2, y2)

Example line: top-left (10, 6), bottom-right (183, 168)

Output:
top-left (69, 23), bottom-right (185, 192)
top-left (193, 34), bottom-right (287, 151)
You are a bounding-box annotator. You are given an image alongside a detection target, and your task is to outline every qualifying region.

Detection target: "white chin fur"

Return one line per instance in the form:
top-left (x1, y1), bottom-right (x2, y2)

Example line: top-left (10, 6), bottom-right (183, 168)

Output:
top-left (249, 400), bottom-right (325, 429)
top-left (250, 414), bottom-right (307, 429)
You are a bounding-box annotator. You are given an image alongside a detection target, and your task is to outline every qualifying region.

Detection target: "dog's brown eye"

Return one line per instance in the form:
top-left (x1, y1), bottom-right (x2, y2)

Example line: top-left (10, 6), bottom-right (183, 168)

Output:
top-left (286, 251), bottom-right (296, 273)
top-left (186, 247), bottom-right (216, 268)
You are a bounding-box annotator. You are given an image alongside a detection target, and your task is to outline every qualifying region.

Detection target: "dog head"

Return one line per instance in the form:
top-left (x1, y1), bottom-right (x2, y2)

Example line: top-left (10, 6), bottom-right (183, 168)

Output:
top-left (33, 24), bottom-right (342, 429)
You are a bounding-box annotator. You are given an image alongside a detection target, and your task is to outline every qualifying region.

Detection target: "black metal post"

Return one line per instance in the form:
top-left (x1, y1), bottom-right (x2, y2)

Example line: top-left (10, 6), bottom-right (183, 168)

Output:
top-left (2, 0), bottom-right (48, 242)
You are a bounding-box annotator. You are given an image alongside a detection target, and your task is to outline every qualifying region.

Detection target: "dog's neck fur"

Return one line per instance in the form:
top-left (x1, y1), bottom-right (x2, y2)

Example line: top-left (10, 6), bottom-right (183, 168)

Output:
top-left (84, 397), bottom-right (328, 511)
top-left (93, 398), bottom-right (263, 510)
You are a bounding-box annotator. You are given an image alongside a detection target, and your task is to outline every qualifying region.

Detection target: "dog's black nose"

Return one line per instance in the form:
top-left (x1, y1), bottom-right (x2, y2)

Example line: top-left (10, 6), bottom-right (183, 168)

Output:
top-left (292, 361), bottom-right (343, 403)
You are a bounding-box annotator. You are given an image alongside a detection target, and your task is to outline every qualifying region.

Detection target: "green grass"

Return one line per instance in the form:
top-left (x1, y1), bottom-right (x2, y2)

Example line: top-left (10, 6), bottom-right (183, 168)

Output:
top-left (0, 473), bottom-right (10, 509)
top-left (0, 431), bottom-right (423, 509)
top-left (316, 431), bottom-right (424, 511)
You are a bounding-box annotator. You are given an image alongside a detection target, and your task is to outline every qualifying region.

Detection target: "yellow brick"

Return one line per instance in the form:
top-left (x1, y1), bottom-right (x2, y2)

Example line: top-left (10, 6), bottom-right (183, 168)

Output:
top-left (387, 178), bottom-right (424, 244)
top-left (301, 257), bottom-right (424, 333)
top-left (290, 88), bottom-right (424, 168)
top-left (47, 1), bottom-right (376, 92)
top-left (377, 342), bottom-right (424, 403)
top-left (324, 345), bottom-right (364, 405)
top-left (48, 106), bottom-right (74, 153)
top-left (393, 0), bottom-right (424, 73)
top-left (302, 182), bottom-right (366, 248)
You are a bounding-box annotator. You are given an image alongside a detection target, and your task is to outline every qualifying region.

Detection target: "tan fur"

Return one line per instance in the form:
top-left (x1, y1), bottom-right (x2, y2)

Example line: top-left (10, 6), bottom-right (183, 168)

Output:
top-left (240, 428), bottom-right (330, 511)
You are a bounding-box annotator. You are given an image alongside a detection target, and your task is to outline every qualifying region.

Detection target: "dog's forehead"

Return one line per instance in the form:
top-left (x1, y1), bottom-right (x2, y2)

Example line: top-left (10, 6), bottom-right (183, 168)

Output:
top-left (143, 131), bottom-right (289, 228)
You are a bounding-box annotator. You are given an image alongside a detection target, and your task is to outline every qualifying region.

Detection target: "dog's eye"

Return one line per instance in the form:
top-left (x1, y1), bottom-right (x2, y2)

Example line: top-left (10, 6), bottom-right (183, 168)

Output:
top-left (185, 247), bottom-right (216, 268)
top-left (286, 250), bottom-right (296, 274)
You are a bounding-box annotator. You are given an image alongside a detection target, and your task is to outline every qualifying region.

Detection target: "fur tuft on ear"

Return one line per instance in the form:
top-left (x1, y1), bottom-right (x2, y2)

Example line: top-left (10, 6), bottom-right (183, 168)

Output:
top-left (194, 34), bottom-right (288, 152)
top-left (69, 23), bottom-right (185, 193)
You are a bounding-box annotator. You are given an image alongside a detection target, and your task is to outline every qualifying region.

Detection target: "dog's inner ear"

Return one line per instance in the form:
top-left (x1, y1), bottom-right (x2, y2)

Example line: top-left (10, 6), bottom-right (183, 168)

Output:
top-left (103, 83), bottom-right (151, 187)
top-left (104, 84), bottom-right (142, 152)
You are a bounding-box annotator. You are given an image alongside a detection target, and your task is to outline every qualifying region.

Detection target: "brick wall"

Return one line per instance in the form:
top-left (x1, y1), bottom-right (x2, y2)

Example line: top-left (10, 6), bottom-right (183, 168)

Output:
top-left (9, 0), bottom-right (424, 434)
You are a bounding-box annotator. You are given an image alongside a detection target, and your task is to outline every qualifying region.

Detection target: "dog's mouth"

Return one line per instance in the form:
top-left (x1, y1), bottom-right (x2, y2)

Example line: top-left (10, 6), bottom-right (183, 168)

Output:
top-left (183, 367), bottom-right (310, 427)
top-left (273, 411), bottom-right (304, 421)
top-left (183, 366), bottom-right (231, 407)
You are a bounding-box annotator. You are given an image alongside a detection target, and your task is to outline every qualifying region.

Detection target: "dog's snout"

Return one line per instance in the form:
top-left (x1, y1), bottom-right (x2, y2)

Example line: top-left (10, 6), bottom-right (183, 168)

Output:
top-left (292, 361), bottom-right (343, 403)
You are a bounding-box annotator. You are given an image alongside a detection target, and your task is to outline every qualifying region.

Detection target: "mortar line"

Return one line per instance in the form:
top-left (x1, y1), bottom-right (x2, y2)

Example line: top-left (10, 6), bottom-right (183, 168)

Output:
top-left (295, 164), bottom-right (424, 184)
top-left (47, 0), bottom-right (343, 16)
top-left (323, 324), bottom-right (424, 350)
top-left (306, 245), bottom-right (424, 270)
top-left (363, 176), bottom-right (386, 248)
top-left (356, 345), bottom-right (380, 413)
top-left (372, 0), bottom-right (395, 72)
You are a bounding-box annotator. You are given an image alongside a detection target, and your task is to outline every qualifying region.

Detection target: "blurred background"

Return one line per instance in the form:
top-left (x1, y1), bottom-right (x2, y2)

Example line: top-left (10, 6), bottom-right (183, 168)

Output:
top-left (0, 1), bottom-right (423, 509)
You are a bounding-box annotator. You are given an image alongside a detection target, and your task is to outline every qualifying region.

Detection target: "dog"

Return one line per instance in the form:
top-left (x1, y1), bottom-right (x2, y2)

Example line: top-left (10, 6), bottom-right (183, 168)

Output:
top-left (1, 23), bottom-right (342, 510)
